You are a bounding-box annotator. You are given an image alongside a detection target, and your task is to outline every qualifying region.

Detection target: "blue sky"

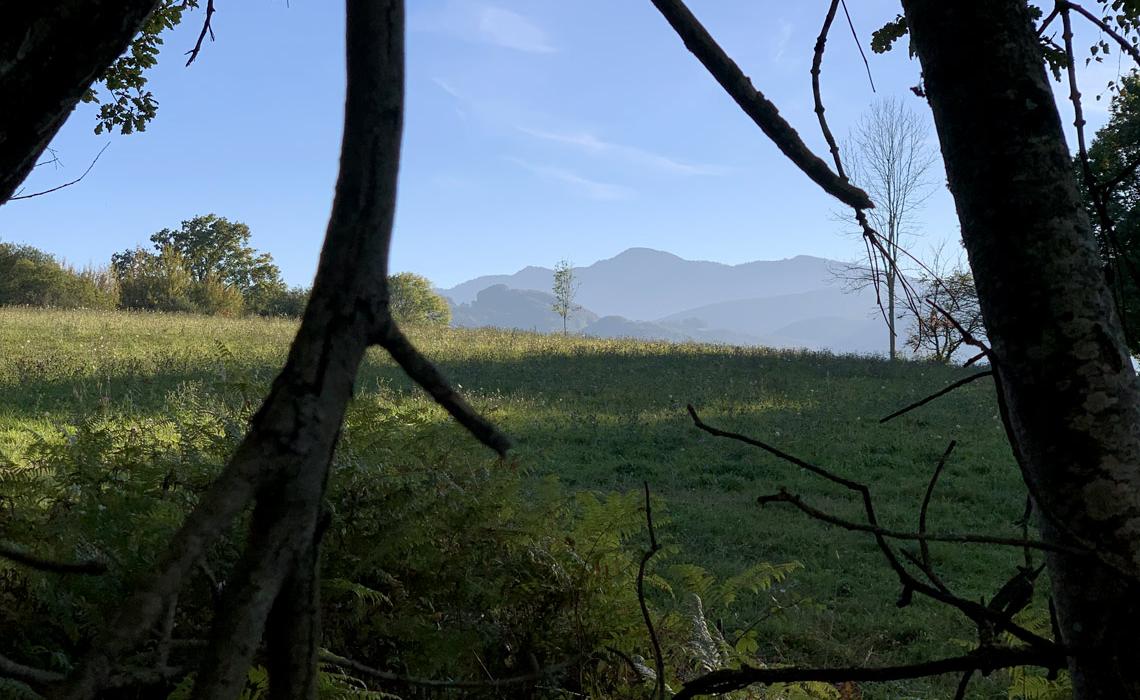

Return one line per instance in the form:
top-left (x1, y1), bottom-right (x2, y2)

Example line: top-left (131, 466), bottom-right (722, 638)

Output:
top-left (0, 1), bottom-right (1125, 288)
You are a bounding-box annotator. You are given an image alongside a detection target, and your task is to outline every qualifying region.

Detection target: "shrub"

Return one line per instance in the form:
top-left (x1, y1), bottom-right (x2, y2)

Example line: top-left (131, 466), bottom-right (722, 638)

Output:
top-left (115, 246), bottom-right (245, 316)
top-left (0, 243), bottom-right (119, 310)
top-left (388, 272), bottom-right (451, 325)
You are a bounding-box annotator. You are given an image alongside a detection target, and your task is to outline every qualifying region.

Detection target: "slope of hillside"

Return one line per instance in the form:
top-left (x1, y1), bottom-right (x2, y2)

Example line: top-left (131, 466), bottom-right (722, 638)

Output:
top-left (443, 248), bottom-right (892, 355)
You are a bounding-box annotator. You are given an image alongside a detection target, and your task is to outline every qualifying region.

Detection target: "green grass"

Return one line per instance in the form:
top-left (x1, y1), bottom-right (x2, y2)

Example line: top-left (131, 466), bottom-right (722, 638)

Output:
top-left (0, 307), bottom-right (1033, 698)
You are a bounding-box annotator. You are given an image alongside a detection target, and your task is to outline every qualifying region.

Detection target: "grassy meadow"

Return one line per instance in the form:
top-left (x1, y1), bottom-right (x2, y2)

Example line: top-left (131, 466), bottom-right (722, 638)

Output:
top-left (0, 308), bottom-right (1037, 698)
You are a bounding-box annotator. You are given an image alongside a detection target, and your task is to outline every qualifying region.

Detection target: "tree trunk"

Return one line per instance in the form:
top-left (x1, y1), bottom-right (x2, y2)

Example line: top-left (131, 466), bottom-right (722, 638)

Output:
top-left (887, 262), bottom-right (897, 361)
top-left (0, 1), bottom-right (161, 203)
top-left (903, 2), bottom-right (1140, 696)
top-left (58, 1), bottom-right (503, 696)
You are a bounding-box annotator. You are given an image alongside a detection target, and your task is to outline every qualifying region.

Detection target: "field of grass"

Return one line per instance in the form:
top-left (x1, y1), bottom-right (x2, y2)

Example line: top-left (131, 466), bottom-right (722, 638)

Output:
top-left (0, 308), bottom-right (1037, 698)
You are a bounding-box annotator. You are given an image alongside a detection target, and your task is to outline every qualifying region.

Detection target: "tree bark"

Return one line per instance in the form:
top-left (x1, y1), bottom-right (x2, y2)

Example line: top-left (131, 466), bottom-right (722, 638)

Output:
top-left (57, 0), bottom-right (506, 697)
top-left (0, 0), bottom-right (161, 204)
top-left (903, 2), bottom-right (1140, 697)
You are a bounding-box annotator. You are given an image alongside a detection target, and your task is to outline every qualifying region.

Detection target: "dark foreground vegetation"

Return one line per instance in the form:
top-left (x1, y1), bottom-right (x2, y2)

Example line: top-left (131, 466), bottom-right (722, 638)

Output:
top-left (1, 309), bottom-right (1049, 698)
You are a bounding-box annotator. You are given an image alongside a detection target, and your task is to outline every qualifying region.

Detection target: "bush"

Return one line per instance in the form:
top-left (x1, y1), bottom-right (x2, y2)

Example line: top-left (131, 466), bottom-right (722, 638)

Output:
top-left (0, 243), bottom-right (119, 310)
top-left (389, 272), bottom-right (451, 325)
top-left (115, 246), bottom-right (244, 316)
top-left (250, 285), bottom-right (309, 318)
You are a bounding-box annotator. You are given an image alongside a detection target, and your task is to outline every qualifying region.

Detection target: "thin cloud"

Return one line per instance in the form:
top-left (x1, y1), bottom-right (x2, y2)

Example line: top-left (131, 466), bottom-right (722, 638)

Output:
top-left (772, 20), bottom-right (793, 63)
top-left (478, 6), bottom-right (556, 53)
top-left (507, 157), bottom-right (633, 200)
top-left (517, 127), bottom-right (727, 176)
top-left (431, 77), bottom-right (468, 119)
top-left (413, 2), bottom-right (556, 54)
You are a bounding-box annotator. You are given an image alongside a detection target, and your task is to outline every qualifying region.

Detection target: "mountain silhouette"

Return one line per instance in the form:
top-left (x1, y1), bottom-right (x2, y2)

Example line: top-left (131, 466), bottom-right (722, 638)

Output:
top-left (441, 248), bottom-right (898, 355)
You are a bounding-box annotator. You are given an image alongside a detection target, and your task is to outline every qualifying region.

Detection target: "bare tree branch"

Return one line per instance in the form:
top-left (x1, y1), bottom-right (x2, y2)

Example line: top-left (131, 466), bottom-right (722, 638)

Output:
top-left (672, 646), bottom-right (1063, 699)
top-left (184, 0), bottom-right (217, 67)
top-left (686, 404), bottom-right (1064, 652)
top-left (0, 541), bottom-right (107, 575)
top-left (9, 143), bottom-right (109, 201)
top-left (1063, 0), bottom-right (1140, 67)
top-left (756, 488), bottom-right (1090, 556)
top-left (839, 0), bottom-right (876, 92)
top-left (637, 482), bottom-right (666, 700)
top-left (879, 371), bottom-right (993, 423)
top-left (918, 441), bottom-right (956, 590)
top-left (647, 0), bottom-right (872, 210)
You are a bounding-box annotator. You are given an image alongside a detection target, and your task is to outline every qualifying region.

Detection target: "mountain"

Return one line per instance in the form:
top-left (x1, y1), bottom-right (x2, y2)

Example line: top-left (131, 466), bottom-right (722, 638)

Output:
top-left (443, 248), bottom-right (842, 320)
top-left (451, 284), bottom-right (598, 333)
top-left (442, 248), bottom-right (896, 355)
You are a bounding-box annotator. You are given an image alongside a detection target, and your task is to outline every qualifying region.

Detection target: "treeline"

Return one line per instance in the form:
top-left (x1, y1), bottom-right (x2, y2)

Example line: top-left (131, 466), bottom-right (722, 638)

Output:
top-left (0, 214), bottom-right (451, 323)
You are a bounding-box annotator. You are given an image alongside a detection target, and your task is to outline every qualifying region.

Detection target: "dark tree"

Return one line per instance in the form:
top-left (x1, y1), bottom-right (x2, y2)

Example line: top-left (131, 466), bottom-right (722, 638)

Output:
top-left (0, 1), bottom-right (161, 203)
top-left (903, 5), bottom-right (1140, 694)
top-left (1081, 72), bottom-right (1140, 355)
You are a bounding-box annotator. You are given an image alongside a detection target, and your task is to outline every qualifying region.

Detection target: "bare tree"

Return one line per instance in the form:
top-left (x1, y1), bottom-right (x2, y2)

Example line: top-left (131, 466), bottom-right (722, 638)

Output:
top-left (841, 97), bottom-right (936, 360)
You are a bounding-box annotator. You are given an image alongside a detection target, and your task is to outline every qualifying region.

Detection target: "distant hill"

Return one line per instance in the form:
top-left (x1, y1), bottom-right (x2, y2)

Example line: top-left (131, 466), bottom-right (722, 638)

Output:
top-left (443, 248), bottom-right (842, 320)
top-left (442, 248), bottom-right (899, 355)
top-left (450, 285), bottom-right (599, 333)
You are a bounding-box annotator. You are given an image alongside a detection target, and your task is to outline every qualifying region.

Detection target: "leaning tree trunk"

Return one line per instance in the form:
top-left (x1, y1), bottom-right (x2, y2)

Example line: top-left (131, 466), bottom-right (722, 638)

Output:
top-left (903, 2), bottom-right (1140, 697)
top-left (0, 0), bottom-right (161, 203)
top-left (55, 1), bottom-right (507, 698)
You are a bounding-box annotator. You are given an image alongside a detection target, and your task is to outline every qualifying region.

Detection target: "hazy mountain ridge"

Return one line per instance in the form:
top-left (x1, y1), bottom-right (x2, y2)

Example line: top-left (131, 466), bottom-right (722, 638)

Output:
top-left (441, 248), bottom-right (896, 355)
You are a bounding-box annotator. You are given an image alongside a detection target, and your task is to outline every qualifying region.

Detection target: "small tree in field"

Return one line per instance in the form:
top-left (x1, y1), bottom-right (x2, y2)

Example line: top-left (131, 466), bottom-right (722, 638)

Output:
top-left (839, 98), bottom-right (936, 360)
top-left (388, 272), bottom-right (451, 325)
top-left (551, 259), bottom-right (579, 334)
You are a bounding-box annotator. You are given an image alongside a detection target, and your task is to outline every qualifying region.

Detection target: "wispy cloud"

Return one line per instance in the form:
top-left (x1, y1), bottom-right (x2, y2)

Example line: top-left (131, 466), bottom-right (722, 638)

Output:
top-left (507, 157), bottom-right (633, 200)
top-left (413, 2), bottom-right (556, 54)
top-left (431, 77), bottom-right (468, 118)
top-left (477, 6), bottom-right (555, 53)
top-left (772, 20), bottom-right (793, 63)
top-left (517, 127), bottom-right (727, 176)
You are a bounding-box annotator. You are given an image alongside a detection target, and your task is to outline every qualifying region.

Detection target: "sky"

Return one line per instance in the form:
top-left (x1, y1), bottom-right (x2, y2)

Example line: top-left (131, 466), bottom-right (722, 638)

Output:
top-left (0, 1), bottom-right (1129, 289)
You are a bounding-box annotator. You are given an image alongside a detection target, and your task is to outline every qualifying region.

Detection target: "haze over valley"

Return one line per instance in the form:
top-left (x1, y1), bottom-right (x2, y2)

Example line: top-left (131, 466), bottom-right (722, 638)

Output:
top-left (442, 247), bottom-right (894, 355)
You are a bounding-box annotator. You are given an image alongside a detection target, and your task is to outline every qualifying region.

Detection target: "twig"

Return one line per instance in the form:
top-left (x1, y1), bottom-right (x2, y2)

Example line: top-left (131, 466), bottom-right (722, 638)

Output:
top-left (1038, 7), bottom-right (1061, 35)
top-left (930, 300), bottom-right (991, 355)
top-left (918, 441), bottom-right (956, 589)
top-left (0, 540), bottom-right (107, 575)
top-left (319, 651), bottom-right (580, 690)
top-left (756, 488), bottom-right (1087, 556)
top-left (672, 646), bottom-right (1063, 699)
top-left (686, 405), bottom-right (1065, 652)
top-left (879, 371), bottom-right (993, 423)
top-left (647, 0), bottom-right (872, 209)
top-left (1063, 0), bottom-right (1140, 67)
top-left (812, 0), bottom-right (847, 180)
top-left (839, 0), bottom-right (875, 92)
top-left (637, 482), bottom-right (666, 700)
top-left (9, 143), bottom-right (109, 201)
top-left (1101, 151), bottom-right (1140, 193)
top-left (184, 0), bottom-right (217, 66)
top-left (963, 350), bottom-right (988, 368)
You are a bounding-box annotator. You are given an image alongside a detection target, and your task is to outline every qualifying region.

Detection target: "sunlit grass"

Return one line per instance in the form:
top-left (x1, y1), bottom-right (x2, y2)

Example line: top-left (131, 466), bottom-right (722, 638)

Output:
top-left (0, 307), bottom-right (1024, 698)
